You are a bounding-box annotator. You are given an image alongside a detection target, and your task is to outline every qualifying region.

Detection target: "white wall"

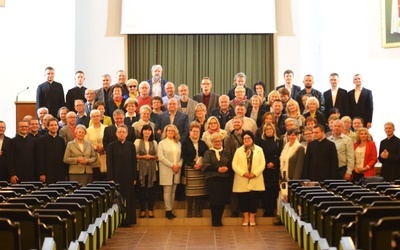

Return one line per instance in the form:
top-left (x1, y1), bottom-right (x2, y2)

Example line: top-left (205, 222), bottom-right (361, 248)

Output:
top-left (0, 0), bottom-right (125, 135)
top-left (75, 0), bottom-right (125, 89)
top-left (276, 0), bottom-right (400, 141)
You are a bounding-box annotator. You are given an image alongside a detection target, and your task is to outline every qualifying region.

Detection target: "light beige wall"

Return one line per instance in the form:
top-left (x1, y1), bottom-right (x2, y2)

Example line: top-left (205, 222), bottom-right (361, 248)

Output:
top-left (275, 0), bottom-right (400, 141)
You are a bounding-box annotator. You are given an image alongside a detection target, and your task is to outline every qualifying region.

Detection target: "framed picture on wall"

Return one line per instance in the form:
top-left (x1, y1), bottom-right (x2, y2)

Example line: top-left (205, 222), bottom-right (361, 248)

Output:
top-left (0, 0), bottom-right (5, 7)
top-left (381, 0), bottom-right (400, 48)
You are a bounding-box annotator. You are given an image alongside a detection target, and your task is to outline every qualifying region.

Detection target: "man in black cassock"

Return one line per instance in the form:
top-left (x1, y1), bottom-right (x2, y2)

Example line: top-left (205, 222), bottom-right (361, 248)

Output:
top-left (106, 124), bottom-right (137, 226)
top-left (8, 121), bottom-right (36, 183)
top-left (303, 124), bottom-right (338, 181)
top-left (379, 122), bottom-right (400, 181)
top-left (37, 118), bottom-right (68, 184)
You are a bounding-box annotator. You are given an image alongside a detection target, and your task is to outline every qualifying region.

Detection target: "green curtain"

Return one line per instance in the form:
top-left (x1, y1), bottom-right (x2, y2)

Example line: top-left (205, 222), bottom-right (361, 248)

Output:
top-left (127, 34), bottom-right (274, 97)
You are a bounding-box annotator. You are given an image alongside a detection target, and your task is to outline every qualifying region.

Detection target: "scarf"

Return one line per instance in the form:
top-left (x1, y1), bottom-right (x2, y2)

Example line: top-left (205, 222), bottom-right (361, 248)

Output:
top-left (210, 147), bottom-right (223, 161)
top-left (244, 144), bottom-right (255, 173)
top-left (280, 139), bottom-right (301, 180)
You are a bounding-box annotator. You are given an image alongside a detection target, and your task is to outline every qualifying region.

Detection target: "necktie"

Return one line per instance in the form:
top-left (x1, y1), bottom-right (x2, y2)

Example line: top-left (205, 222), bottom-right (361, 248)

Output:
top-left (88, 103), bottom-right (92, 113)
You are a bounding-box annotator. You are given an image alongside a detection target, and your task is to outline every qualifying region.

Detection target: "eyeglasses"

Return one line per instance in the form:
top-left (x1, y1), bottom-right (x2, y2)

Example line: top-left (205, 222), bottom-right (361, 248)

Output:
top-left (128, 85), bottom-right (137, 88)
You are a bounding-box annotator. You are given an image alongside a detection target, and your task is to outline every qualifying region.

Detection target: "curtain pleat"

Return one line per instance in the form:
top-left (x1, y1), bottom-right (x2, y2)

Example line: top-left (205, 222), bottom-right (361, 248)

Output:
top-left (127, 34), bottom-right (274, 97)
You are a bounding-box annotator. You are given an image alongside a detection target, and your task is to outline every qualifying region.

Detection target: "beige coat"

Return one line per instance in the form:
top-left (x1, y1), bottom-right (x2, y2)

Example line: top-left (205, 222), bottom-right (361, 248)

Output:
top-left (63, 139), bottom-right (97, 174)
top-left (232, 144), bottom-right (266, 192)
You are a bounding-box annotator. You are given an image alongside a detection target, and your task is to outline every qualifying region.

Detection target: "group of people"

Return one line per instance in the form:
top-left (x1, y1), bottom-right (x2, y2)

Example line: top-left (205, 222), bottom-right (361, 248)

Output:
top-left (1, 64), bottom-right (399, 227)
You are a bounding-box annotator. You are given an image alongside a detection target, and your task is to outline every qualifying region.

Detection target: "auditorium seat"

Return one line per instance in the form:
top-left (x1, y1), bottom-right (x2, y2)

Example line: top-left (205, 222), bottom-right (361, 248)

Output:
top-left (313, 201), bottom-right (354, 229)
top-left (34, 208), bottom-right (77, 244)
top-left (369, 216), bottom-right (400, 250)
top-left (355, 195), bottom-right (393, 206)
top-left (0, 202), bottom-right (32, 211)
top-left (354, 206), bottom-right (400, 249)
top-left (41, 187), bottom-right (69, 195)
top-left (22, 193), bottom-right (53, 202)
top-left (44, 202), bottom-right (86, 237)
top-left (329, 212), bottom-right (358, 247)
top-left (381, 188), bottom-right (400, 195)
top-left (372, 184), bottom-right (400, 192)
top-left (0, 190), bottom-right (19, 198)
top-left (364, 181), bottom-right (390, 189)
top-left (48, 183), bottom-right (76, 192)
top-left (326, 182), bottom-right (354, 190)
top-left (339, 188), bottom-right (368, 197)
top-left (0, 218), bottom-right (21, 250)
top-left (31, 190), bottom-right (62, 199)
top-left (7, 197), bottom-right (44, 209)
top-left (38, 215), bottom-right (68, 249)
top-left (21, 181), bottom-right (45, 189)
top-left (11, 183), bottom-right (38, 192)
top-left (55, 197), bottom-right (93, 228)
top-left (1, 187), bottom-right (29, 195)
top-left (333, 185), bottom-right (362, 193)
top-left (56, 181), bottom-right (81, 189)
top-left (306, 196), bottom-right (344, 223)
top-left (0, 209), bottom-right (41, 249)
top-left (0, 181), bottom-right (9, 187)
top-left (321, 206), bottom-right (363, 241)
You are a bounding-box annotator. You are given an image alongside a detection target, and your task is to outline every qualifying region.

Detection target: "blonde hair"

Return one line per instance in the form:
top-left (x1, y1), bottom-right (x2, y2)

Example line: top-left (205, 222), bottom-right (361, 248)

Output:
top-left (355, 127), bottom-right (372, 144)
top-left (161, 124), bottom-right (180, 142)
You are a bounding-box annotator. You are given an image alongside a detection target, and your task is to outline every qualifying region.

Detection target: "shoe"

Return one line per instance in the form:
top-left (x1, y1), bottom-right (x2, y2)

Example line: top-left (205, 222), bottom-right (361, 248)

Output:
top-left (166, 211), bottom-right (174, 220)
top-left (242, 222), bottom-right (249, 227)
top-left (148, 211), bottom-right (154, 218)
top-left (250, 222), bottom-right (256, 226)
top-left (139, 211), bottom-right (146, 218)
top-left (231, 211), bottom-right (239, 218)
top-left (171, 212), bottom-right (177, 218)
top-left (274, 216), bottom-right (283, 226)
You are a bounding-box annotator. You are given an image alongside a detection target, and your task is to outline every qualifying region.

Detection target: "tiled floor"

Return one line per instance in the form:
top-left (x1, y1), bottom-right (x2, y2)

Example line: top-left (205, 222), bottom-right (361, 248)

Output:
top-left (101, 225), bottom-right (300, 250)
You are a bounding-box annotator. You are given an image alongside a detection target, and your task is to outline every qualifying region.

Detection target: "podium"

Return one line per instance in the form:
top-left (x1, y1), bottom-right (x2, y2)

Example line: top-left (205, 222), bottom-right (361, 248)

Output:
top-left (15, 101), bottom-right (36, 128)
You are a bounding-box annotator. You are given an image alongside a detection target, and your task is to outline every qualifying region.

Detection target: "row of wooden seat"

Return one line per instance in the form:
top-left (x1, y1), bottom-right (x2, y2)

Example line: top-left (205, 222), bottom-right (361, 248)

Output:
top-left (282, 179), bottom-right (400, 250)
top-left (0, 181), bottom-right (123, 250)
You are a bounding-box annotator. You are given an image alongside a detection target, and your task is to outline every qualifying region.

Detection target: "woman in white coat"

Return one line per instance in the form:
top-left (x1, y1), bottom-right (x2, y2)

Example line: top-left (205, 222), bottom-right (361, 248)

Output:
top-left (157, 124), bottom-right (183, 220)
top-left (232, 131), bottom-right (265, 226)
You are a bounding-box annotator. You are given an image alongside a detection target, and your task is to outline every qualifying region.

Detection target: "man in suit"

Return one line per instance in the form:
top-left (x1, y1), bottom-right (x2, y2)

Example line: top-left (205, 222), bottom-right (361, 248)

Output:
top-left (0, 121), bottom-right (11, 181)
top-left (147, 64), bottom-right (168, 97)
top-left (103, 109), bottom-right (136, 150)
top-left (95, 74), bottom-right (112, 105)
top-left (347, 74), bottom-right (374, 128)
top-left (65, 71), bottom-right (87, 112)
top-left (295, 74), bottom-right (325, 113)
top-left (155, 98), bottom-right (189, 143)
top-left (276, 69), bottom-right (301, 99)
top-left (193, 77), bottom-right (220, 114)
top-left (59, 111), bottom-right (77, 144)
top-left (323, 73), bottom-right (348, 119)
top-left (177, 84), bottom-right (198, 122)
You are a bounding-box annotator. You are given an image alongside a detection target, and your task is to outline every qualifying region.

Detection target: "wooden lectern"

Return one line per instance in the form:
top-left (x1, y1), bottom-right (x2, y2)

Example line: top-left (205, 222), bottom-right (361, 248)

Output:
top-left (15, 101), bottom-right (36, 128)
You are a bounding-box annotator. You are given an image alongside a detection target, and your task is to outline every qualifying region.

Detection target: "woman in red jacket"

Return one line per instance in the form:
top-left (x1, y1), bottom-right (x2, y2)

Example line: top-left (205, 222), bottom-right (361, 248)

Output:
top-left (353, 128), bottom-right (377, 182)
